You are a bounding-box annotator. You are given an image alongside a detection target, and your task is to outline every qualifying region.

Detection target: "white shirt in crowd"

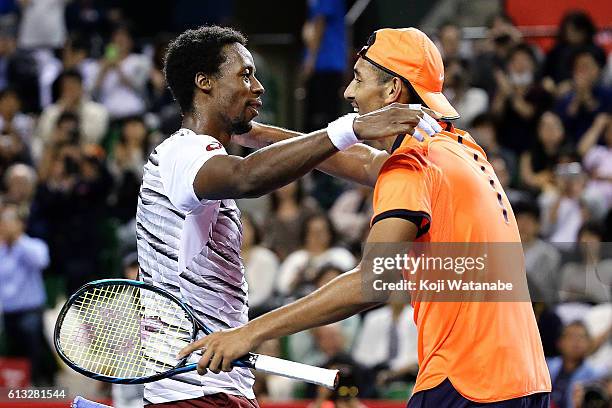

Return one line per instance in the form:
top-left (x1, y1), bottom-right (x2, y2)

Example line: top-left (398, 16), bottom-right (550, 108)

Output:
top-left (352, 305), bottom-right (418, 372)
top-left (18, 0), bottom-right (67, 50)
top-left (244, 246), bottom-right (279, 309)
top-left (92, 54), bottom-right (151, 119)
top-left (276, 247), bottom-right (356, 295)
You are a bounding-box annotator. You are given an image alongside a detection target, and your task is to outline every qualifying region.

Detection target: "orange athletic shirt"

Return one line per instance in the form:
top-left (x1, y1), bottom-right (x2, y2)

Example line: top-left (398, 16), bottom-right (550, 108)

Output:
top-left (371, 127), bottom-right (552, 402)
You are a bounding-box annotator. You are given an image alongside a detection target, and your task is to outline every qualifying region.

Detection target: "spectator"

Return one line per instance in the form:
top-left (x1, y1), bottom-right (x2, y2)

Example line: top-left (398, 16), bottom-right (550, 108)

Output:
top-left (492, 44), bottom-right (554, 155)
top-left (548, 321), bottom-right (603, 408)
top-left (520, 111), bottom-right (568, 192)
top-left (0, 204), bottom-right (50, 385)
top-left (2, 162), bottom-right (36, 213)
top-left (0, 88), bottom-right (34, 145)
top-left (329, 184), bottom-right (372, 251)
top-left (49, 34), bottom-right (98, 100)
top-left (31, 141), bottom-right (112, 294)
top-left (556, 49), bottom-right (612, 143)
top-left (301, 0), bottom-right (347, 209)
top-left (515, 201), bottom-right (561, 305)
top-left (469, 113), bottom-right (517, 180)
top-left (301, 0), bottom-right (346, 131)
top-left (35, 69), bottom-right (109, 157)
top-left (241, 212), bottom-right (279, 318)
top-left (559, 222), bottom-right (612, 304)
top-left (542, 11), bottom-right (607, 87)
top-left (470, 13), bottom-right (522, 97)
top-left (277, 213), bottom-right (355, 297)
top-left (17, 0), bottom-right (67, 50)
top-left (443, 57), bottom-right (488, 129)
top-left (91, 24), bottom-right (150, 120)
top-left (578, 113), bottom-right (612, 208)
top-left (538, 161), bottom-right (603, 249)
top-left (108, 115), bottom-right (154, 224)
top-left (351, 303), bottom-right (419, 394)
top-left (0, 24), bottom-right (39, 113)
top-left (264, 180), bottom-right (319, 260)
top-left (435, 21), bottom-right (468, 62)
top-left (0, 132), bottom-right (30, 183)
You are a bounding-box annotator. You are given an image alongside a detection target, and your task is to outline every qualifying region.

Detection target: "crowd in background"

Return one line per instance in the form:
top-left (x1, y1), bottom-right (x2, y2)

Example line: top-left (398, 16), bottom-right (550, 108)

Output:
top-left (0, 1), bottom-right (611, 407)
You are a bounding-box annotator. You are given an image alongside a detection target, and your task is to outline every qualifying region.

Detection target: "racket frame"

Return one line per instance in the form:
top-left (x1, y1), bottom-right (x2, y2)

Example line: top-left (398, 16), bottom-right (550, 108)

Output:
top-left (54, 279), bottom-right (255, 384)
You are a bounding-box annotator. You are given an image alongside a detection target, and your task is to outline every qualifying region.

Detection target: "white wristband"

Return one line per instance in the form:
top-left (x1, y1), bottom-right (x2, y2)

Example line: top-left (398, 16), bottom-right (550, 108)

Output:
top-left (327, 113), bottom-right (359, 151)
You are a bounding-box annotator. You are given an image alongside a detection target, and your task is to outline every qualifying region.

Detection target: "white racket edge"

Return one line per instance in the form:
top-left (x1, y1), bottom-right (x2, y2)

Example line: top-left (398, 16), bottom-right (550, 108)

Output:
top-left (253, 354), bottom-right (339, 389)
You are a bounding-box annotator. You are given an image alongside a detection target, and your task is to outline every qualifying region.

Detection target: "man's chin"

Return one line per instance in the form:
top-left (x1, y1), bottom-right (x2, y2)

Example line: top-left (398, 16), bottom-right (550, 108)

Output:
top-left (231, 120), bottom-right (253, 135)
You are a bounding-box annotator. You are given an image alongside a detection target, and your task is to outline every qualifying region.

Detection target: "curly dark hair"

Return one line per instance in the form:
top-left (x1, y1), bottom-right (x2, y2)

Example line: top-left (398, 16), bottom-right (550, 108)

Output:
top-left (163, 25), bottom-right (247, 114)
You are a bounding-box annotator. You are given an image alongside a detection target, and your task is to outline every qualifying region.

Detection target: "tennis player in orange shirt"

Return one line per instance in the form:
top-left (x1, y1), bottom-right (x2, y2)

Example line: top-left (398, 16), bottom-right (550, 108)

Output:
top-left (180, 28), bottom-right (552, 407)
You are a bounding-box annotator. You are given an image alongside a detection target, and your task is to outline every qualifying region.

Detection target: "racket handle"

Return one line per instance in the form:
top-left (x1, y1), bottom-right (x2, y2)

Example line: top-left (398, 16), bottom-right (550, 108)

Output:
top-left (251, 354), bottom-right (339, 389)
top-left (72, 396), bottom-right (113, 408)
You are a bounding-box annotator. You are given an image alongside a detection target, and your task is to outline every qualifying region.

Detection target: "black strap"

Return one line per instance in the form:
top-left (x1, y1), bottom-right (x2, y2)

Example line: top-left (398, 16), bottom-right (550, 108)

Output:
top-left (391, 134), bottom-right (406, 153)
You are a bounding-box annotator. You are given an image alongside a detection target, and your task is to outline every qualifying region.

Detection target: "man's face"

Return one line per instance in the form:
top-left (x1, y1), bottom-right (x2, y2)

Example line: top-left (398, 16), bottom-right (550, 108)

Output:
top-left (559, 324), bottom-right (590, 361)
top-left (344, 58), bottom-right (388, 115)
top-left (212, 43), bottom-right (264, 135)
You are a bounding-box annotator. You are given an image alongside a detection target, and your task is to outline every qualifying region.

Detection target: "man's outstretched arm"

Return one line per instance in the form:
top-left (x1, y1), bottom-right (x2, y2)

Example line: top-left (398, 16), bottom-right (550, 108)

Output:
top-left (234, 123), bottom-right (389, 187)
top-left (195, 104), bottom-right (423, 200)
top-left (178, 216), bottom-right (418, 374)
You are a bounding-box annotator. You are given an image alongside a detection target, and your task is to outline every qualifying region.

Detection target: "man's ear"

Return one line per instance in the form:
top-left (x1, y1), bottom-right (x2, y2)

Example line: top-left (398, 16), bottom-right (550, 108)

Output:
top-left (383, 77), bottom-right (404, 104)
top-left (195, 72), bottom-right (212, 93)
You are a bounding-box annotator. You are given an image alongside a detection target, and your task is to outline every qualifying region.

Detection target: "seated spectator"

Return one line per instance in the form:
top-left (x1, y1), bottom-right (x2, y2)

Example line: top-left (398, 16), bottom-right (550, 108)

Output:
top-left (443, 57), bottom-right (488, 129)
top-left (0, 88), bottom-right (34, 145)
top-left (277, 213), bottom-right (355, 297)
top-left (556, 49), bottom-right (612, 143)
top-left (241, 212), bottom-right (279, 318)
top-left (329, 185), bottom-right (372, 251)
top-left (0, 131), bottom-right (30, 182)
top-left (548, 321), bottom-right (604, 408)
top-left (351, 303), bottom-right (418, 393)
top-left (520, 111), bottom-right (568, 192)
top-left (492, 44), bottom-right (554, 155)
top-left (1, 163), bottom-right (36, 213)
top-left (578, 113), bottom-right (612, 208)
top-left (0, 25), bottom-right (39, 113)
top-left (559, 222), bottom-right (612, 304)
top-left (542, 11), bottom-right (607, 88)
top-left (515, 201), bottom-right (561, 304)
top-left (469, 113), bottom-right (517, 179)
top-left (264, 180), bottom-right (319, 260)
top-left (91, 24), bottom-right (150, 120)
top-left (36, 70), bottom-right (108, 156)
top-left (0, 204), bottom-right (50, 385)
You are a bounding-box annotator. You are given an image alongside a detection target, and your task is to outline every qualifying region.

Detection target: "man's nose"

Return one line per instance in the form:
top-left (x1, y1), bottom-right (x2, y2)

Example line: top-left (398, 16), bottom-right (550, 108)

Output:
top-left (252, 76), bottom-right (265, 95)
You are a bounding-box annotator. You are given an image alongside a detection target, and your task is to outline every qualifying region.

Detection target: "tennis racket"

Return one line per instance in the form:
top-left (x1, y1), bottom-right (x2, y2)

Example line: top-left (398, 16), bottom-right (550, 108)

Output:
top-left (54, 279), bottom-right (339, 388)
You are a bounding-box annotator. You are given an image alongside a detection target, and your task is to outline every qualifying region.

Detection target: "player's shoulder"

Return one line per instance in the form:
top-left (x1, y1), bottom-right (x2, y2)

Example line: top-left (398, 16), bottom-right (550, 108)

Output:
top-left (157, 128), bottom-right (226, 156)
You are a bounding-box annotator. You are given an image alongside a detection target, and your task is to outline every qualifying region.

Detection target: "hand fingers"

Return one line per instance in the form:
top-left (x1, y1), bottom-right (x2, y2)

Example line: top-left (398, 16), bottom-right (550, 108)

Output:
top-left (208, 351), bottom-right (224, 374)
top-left (178, 338), bottom-right (207, 360)
top-left (221, 356), bottom-right (233, 372)
top-left (196, 346), bottom-right (214, 375)
top-left (421, 113), bottom-right (442, 133)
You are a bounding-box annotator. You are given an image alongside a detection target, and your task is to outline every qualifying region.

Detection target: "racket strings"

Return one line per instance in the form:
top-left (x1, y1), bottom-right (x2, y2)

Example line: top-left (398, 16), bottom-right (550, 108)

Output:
top-left (58, 284), bottom-right (194, 379)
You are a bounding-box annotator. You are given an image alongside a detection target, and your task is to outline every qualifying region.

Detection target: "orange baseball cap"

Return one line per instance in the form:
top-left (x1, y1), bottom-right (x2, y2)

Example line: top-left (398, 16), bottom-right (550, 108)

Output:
top-left (358, 28), bottom-right (460, 120)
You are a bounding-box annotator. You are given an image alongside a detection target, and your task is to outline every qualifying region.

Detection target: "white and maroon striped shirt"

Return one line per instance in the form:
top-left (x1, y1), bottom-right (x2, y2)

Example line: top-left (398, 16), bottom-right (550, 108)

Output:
top-left (136, 128), bottom-right (254, 404)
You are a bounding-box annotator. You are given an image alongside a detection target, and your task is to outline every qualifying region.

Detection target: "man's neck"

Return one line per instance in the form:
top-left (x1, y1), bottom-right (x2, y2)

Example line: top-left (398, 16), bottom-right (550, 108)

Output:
top-left (182, 112), bottom-right (231, 147)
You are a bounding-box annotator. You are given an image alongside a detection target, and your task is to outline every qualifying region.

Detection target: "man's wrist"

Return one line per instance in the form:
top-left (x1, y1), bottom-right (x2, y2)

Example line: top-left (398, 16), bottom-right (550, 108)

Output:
top-left (326, 113), bottom-right (359, 151)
